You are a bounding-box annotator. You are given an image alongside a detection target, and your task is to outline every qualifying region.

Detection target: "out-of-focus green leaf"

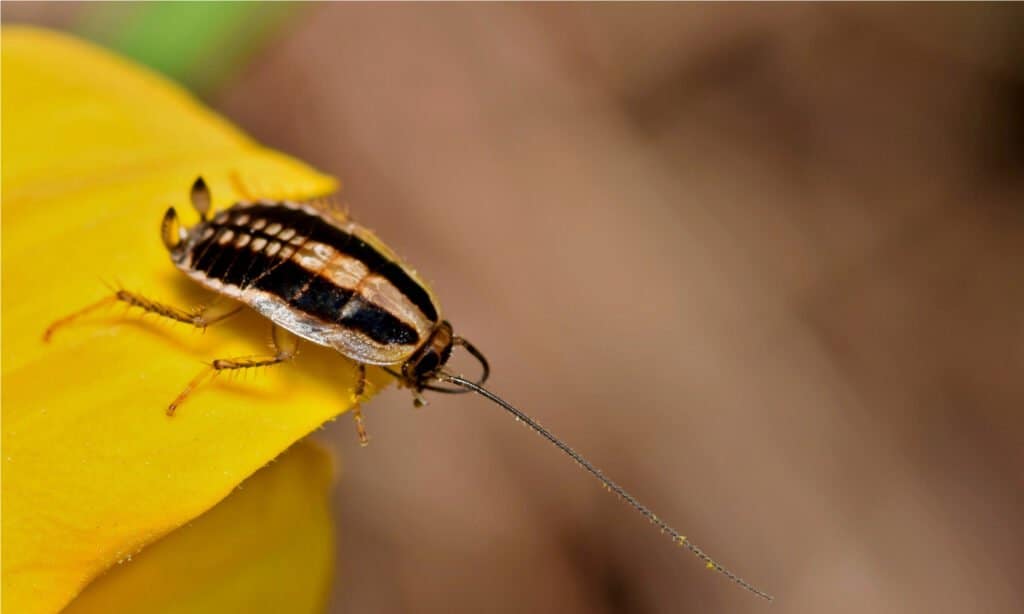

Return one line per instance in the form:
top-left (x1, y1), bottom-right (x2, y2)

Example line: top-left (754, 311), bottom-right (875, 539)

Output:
top-left (76, 2), bottom-right (300, 93)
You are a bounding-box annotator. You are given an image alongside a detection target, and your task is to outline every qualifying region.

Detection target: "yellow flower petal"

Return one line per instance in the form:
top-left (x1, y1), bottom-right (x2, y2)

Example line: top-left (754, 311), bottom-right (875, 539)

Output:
top-left (2, 27), bottom-right (384, 614)
top-left (61, 441), bottom-right (335, 614)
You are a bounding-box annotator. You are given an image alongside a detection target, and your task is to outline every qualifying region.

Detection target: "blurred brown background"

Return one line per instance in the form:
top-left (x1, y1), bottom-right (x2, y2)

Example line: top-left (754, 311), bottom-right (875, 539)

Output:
top-left (10, 3), bottom-right (1024, 613)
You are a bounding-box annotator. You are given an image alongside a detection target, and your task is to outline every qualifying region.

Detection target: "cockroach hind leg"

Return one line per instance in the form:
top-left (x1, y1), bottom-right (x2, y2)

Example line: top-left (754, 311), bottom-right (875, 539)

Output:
top-left (45, 290), bottom-right (242, 342)
top-left (43, 295), bottom-right (118, 342)
top-left (168, 324), bottom-right (298, 416)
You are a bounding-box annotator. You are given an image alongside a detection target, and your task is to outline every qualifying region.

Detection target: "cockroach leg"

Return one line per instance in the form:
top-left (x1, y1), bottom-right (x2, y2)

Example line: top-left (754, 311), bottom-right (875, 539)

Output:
top-left (167, 324), bottom-right (298, 416)
top-left (351, 362), bottom-right (370, 446)
top-left (43, 295), bottom-right (118, 342)
top-left (43, 290), bottom-right (242, 342)
top-left (113, 290), bottom-right (243, 329)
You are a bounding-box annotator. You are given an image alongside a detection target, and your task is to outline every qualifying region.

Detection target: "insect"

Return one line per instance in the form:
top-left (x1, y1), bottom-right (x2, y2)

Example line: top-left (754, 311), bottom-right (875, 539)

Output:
top-left (45, 177), bottom-right (773, 601)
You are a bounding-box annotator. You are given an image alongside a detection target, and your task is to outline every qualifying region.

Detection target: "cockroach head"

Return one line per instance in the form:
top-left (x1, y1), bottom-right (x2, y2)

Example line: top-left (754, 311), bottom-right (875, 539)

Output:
top-left (401, 321), bottom-right (490, 395)
top-left (403, 320), bottom-right (455, 388)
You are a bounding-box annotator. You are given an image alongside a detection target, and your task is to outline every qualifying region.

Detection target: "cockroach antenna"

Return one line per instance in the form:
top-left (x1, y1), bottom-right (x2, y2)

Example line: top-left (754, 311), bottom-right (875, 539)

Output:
top-left (437, 372), bottom-right (775, 602)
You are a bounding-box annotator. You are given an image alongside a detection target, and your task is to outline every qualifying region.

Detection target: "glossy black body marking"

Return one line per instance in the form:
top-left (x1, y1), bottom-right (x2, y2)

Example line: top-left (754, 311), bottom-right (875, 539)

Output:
top-left (229, 204), bottom-right (438, 321)
top-left (188, 226), bottom-right (421, 347)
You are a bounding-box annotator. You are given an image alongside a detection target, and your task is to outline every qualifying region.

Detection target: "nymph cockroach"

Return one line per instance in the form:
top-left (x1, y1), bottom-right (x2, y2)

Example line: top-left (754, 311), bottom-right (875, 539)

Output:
top-left (45, 177), bottom-right (773, 601)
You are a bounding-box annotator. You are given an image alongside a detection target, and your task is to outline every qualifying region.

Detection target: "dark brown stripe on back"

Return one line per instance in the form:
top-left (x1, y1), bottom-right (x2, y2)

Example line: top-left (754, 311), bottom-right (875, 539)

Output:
top-left (188, 233), bottom-right (420, 346)
top-left (276, 262), bottom-right (419, 346)
top-left (191, 228), bottom-right (228, 275)
top-left (251, 253), bottom-right (311, 300)
top-left (337, 295), bottom-right (419, 345)
top-left (232, 203), bottom-right (439, 322)
top-left (190, 229), bottom-right (272, 289)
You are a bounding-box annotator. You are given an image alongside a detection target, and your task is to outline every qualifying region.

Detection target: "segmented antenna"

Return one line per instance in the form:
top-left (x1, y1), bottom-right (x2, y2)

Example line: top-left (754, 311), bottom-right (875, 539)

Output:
top-left (438, 373), bottom-right (774, 602)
